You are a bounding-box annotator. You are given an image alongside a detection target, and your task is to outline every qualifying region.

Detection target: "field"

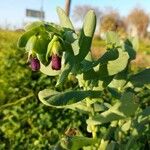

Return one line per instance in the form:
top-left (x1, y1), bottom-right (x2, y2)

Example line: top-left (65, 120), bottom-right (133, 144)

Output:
top-left (0, 29), bottom-right (150, 149)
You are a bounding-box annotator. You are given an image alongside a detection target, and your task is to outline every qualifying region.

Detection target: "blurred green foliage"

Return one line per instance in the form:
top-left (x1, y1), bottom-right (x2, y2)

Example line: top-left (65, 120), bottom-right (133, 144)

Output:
top-left (0, 30), bottom-right (85, 149)
top-left (0, 30), bottom-right (150, 149)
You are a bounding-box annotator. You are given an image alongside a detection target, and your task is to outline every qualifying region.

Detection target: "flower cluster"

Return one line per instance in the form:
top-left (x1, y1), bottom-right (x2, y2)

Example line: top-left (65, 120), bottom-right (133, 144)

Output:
top-left (28, 35), bottom-right (63, 72)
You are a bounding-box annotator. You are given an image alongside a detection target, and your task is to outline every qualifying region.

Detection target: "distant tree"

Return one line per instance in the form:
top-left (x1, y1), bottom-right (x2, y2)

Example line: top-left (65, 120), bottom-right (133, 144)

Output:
top-left (127, 8), bottom-right (149, 38)
top-left (65, 0), bottom-right (71, 16)
top-left (73, 5), bottom-right (101, 21)
top-left (100, 9), bottom-right (126, 38)
top-left (100, 9), bottom-right (119, 32)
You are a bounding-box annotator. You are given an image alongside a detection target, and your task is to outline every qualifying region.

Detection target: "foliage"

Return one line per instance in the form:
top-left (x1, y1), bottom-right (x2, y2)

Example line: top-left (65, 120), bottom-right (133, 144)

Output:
top-left (0, 7), bottom-right (150, 150)
top-left (0, 29), bottom-right (85, 149)
top-left (17, 7), bottom-right (150, 150)
top-left (0, 98), bottom-right (85, 150)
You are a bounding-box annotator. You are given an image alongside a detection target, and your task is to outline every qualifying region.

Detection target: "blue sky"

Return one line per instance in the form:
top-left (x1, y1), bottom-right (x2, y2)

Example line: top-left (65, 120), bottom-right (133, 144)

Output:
top-left (0, 0), bottom-right (150, 29)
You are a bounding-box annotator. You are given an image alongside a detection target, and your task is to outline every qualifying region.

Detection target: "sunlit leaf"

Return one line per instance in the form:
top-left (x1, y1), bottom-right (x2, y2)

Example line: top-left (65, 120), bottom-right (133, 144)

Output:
top-left (57, 7), bottom-right (74, 30)
top-left (77, 10), bottom-right (96, 62)
top-left (38, 89), bottom-right (101, 108)
top-left (87, 92), bottom-right (138, 125)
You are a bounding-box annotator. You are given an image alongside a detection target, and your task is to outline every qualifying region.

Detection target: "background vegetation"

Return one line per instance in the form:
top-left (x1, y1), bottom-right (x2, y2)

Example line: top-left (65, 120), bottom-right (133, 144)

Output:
top-left (0, 28), bottom-right (149, 149)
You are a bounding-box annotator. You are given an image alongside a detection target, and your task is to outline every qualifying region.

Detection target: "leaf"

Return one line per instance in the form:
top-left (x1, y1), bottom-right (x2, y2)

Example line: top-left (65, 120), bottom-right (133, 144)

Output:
top-left (106, 49), bottom-right (129, 76)
top-left (56, 50), bottom-right (76, 86)
top-left (40, 62), bottom-right (61, 76)
top-left (96, 49), bottom-right (128, 77)
top-left (77, 10), bottom-right (96, 62)
top-left (24, 21), bottom-right (44, 31)
top-left (17, 26), bottom-right (44, 49)
top-left (106, 31), bottom-right (120, 46)
top-left (56, 62), bottom-right (72, 87)
top-left (87, 92), bottom-right (138, 125)
top-left (17, 30), bottom-right (36, 49)
top-left (25, 35), bottom-right (37, 52)
top-left (124, 39), bottom-right (136, 60)
top-left (83, 49), bottom-right (129, 81)
top-left (129, 69), bottom-right (150, 87)
top-left (108, 69), bottom-right (128, 90)
top-left (107, 87), bottom-right (121, 99)
top-left (61, 136), bottom-right (98, 150)
top-left (44, 22), bottom-right (64, 35)
top-left (38, 89), bottom-right (101, 108)
top-left (63, 31), bottom-right (80, 55)
top-left (106, 141), bottom-right (117, 150)
top-left (57, 7), bottom-right (74, 30)
top-left (34, 33), bottom-right (50, 65)
top-left (81, 48), bottom-right (119, 72)
top-left (121, 119), bottom-right (131, 132)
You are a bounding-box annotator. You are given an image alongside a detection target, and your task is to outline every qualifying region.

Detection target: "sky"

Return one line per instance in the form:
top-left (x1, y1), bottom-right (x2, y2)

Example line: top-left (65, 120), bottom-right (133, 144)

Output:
top-left (0, 0), bottom-right (150, 29)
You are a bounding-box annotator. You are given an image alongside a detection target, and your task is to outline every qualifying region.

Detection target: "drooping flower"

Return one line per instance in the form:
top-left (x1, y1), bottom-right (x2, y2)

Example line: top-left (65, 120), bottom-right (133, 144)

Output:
top-left (49, 37), bottom-right (63, 70)
top-left (29, 55), bottom-right (40, 71)
top-left (51, 54), bottom-right (61, 70)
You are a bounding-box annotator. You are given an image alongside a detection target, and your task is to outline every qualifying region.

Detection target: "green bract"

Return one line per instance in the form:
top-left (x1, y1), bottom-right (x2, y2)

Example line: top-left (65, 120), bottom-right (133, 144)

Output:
top-left (17, 7), bottom-right (150, 150)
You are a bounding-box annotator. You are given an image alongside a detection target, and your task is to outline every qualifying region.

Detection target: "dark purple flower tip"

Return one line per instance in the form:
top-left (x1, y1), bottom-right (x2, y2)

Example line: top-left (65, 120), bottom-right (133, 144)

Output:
top-left (51, 54), bottom-right (61, 70)
top-left (30, 57), bottom-right (40, 71)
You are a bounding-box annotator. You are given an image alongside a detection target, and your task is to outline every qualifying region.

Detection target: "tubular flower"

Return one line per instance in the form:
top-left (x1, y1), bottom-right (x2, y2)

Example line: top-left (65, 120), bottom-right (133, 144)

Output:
top-left (51, 54), bottom-right (61, 70)
top-left (50, 38), bottom-right (63, 70)
top-left (29, 55), bottom-right (40, 71)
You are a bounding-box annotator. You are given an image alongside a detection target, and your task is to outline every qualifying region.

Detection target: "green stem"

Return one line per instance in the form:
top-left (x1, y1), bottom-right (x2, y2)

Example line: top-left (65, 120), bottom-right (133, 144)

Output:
top-left (86, 98), bottom-right (97, 139)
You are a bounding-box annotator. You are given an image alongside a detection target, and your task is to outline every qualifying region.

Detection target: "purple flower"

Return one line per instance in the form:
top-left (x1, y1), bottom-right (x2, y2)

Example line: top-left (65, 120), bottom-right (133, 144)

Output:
top-left (51, 54), bottom-right (61, 70)
top-left (29, 56), bottom-right (40, 71)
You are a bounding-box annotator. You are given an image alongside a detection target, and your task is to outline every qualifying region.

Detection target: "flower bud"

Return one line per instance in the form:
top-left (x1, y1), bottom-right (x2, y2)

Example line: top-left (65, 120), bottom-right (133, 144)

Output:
top-left (51, 54), bottom-right (61, 70)
top-left (29, 56), bottom-right (40, 71)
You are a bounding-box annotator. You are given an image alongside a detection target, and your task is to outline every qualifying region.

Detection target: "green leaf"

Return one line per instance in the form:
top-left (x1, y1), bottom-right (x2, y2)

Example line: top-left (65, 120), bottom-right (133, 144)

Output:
top-left (77, 10), bottom-right (96, 62)
top-left (57, 7), bottom-right (74, 30)
top-left (124, 39), bottom-right (136, 60)
top-left (87, 92), bottom-right (138, 125)
top-left (34, 33), bottom-right (50, 65)
top-left (24, 21), bottom-right (44, 31)
top-left (25, 35), bottom-right (37, 52)
top-left (38, 89), bottom-right (101, 108)
top-left (61, 136), bottom-right (98, 150)
top-left (17, 30), bottom-right (36, 49)
top-left (106, 31), bottom-right (120, 46)
top-left (63, 31), bottom-right (80, 56)
top-left (40, 62), bottom-right (61, 76)
top-left (97, 49), bottom-right (128, 77)
top-left (17, 26), bottom-right (44, 49)
top-left (106, 49), bottom-right (129, 76)
top-left (81, 48), bottom-right (119, 72)
top-left (56, 50), bottom-right (76, 86)
top-left (121, 119), bottom-right (131, 132)
top-left (56, 62), bottom-right (72, 87)
top-left (129, 69), bottom-right (150, 87)
top-left (107, 87), bottom-right (121, 99)
top-left (83, 49), bottom-right (129, 80)
top-left (44, 22), bottom-right (64, 35)
top-left (108, 69), bottom-right (128, 90)
top-left (106, 141), bottom-right (117, 150)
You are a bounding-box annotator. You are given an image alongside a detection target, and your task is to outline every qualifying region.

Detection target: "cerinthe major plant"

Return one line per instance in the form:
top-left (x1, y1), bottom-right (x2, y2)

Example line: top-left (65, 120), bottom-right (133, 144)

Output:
top-left (18, 7), bottom-right (150, 150)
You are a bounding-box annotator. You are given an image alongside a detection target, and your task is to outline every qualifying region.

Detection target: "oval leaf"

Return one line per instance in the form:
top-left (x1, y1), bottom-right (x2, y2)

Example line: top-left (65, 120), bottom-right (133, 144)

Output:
top-left (57, 7), bottom-right (74, 30)
top-left (38, 89), bottom-right (101, 108)
top-left (77, 10), bottom-right (96, 62)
